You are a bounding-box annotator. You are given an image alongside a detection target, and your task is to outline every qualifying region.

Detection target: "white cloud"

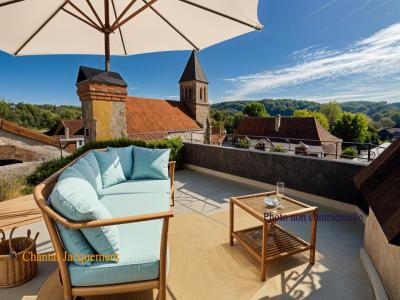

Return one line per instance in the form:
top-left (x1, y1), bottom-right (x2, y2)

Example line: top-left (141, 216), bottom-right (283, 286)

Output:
top-left (223, 23), bottom-right (400, 102)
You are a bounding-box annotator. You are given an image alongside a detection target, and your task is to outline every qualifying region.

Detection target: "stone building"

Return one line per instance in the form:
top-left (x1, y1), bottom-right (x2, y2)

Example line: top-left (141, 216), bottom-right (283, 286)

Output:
top-left (76, 51), bottom-right (211, 143)
top-left (0, 118), bottom-right (63, 163)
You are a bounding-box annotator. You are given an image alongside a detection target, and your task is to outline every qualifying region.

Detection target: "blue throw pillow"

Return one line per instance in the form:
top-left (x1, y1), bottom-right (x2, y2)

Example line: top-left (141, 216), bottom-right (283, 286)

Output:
top-left (56, 223), bottom-right (94, 266)
top-left (131, 146), bottom-right (170, 180)
top-left (81, 151), bottom-right (103, 195)
top-left (50, 166), bottom-right (119, 257)
top-left (108, 146), bottom-right (133, 180)
top-left (94, 150), bottom-right (126, 188)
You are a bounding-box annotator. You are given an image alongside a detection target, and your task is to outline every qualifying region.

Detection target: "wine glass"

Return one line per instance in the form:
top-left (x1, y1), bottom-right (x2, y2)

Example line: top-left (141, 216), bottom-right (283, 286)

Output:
top-left (276, 182), bottom-right (284, 200)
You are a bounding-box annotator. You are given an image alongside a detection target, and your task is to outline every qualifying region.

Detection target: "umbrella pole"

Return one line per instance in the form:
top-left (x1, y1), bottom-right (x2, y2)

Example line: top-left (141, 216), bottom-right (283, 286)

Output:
top-left (104, 0), bottom-right (110, 71)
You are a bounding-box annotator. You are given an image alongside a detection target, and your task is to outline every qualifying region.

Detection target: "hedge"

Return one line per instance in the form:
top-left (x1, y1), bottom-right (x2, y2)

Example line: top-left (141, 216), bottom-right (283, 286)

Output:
top-left (26, 137), bottom-right (184, 186)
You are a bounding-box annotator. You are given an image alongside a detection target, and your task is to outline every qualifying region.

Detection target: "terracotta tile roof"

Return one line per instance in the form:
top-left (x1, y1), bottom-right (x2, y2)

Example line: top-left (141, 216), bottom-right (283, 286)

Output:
top-left (61, 119), bottom-right (84, 136)
top-left (126, 97), bottom-right (201, 139)
top-left (235, 117), bottom-right (341, 146)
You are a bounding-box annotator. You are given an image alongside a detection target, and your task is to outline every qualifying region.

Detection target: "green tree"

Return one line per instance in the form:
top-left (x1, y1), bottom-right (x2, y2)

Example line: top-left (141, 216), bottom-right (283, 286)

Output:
top-left (293, 109), bottom-right (329, 129)
top-left (332, 113), bottom-right (370, 143)
top-left (391, 112), bottom-right (400, 125)
top-left (243, 102), bottom-right (268, 117)
top-left (379, 117), bottom-right (395, 128)
top-left (320, 101), bottom-right (342, 128)
top-left (341, 147), bottom-right (358, 159)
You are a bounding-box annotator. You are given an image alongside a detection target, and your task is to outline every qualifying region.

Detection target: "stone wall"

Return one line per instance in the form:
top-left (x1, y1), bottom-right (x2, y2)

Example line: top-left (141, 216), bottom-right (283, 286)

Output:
top-left (0, 129), bottom-right (63, 161)
top-left (184, 143), bottom-right (367, 209)
top-left (364, 209), bottom-right (400, 300)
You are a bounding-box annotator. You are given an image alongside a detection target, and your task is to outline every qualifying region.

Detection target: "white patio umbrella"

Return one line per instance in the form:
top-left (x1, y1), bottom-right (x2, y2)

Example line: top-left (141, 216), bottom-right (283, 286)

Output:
top-left (0, 0), bottom-right (263, 71)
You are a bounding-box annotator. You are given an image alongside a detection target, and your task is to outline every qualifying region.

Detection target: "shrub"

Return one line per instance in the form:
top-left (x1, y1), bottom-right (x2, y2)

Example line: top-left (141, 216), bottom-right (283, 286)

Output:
top-left (270, 145), bottom-right (288, 153)
top-left (237, 137), bottom-right (250, 149)
top-left (26, 138), bottom-right (184, 186)
top-left (341, 147), bottom-right (358, 159)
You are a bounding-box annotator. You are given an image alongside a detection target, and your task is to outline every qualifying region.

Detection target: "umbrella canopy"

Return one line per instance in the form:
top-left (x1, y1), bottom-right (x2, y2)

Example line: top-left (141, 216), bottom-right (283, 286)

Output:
top-left (0, 0), bottom-right (262, 71)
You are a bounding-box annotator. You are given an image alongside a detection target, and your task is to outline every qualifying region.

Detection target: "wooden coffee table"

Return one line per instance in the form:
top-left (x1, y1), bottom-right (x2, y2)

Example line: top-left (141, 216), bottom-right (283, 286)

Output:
top-left (229, 192), bottom-right (318, 281)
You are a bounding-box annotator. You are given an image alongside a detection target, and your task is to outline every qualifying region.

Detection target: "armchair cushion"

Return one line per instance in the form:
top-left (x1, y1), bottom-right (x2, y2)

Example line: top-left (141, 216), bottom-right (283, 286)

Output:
top-left (94, 150), bottom-right (126, 188)
top-left (69, 192), bottom-right (170, 286)
top-left (131, 146), bottom-right (170, 180)
top-left (50, 166), bottom-right (120, 257)
top-left (108, 146), bottom-right (133, 180)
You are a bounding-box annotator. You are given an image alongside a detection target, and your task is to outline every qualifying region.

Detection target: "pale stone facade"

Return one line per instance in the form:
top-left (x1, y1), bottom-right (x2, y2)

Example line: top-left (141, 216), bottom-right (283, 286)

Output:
top-left (0, 129), bottom-right (63, 161)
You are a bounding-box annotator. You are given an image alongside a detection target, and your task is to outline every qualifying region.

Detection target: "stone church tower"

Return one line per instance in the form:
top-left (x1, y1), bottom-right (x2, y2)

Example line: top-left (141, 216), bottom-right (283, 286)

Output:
top-left (179, 51), bottom-right (210, 129)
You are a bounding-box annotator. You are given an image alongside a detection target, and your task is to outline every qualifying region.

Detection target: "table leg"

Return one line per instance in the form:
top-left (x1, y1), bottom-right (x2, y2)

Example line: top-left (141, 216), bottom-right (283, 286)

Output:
top-left (261, 221), bottom-right (269, 281)
top-left (310, 209), bottom-right (318, 265)
top-left (229, 199), bottom-right (234, 246)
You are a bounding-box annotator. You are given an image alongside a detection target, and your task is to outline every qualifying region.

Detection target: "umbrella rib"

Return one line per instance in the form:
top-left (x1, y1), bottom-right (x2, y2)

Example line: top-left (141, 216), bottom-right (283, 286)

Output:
top-left (111, 0), bottom-right (138, 29)
top-left (141, 0), bottom-right (199, 51)
top-left (67, 0), bottom-right (102, 31)
top-left (0, 0), bottom-right (24, 7)
top-left (85, 0), bottom-right (104, 28)
top-left (62, 7), bottom-right (102, 32)
top-left (111, 0), bottom-right (128, 55)
top-left (14, 1), bottom-right (68, 55)
top-left (112, 0), bottom-right (158, 31)
top-left (179, 0), bottom-right (262, 30)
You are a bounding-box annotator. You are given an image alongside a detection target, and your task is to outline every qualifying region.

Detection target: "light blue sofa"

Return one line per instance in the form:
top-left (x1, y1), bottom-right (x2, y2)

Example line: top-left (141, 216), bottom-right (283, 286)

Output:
top-left (34, 146), bottom-right (175, 300)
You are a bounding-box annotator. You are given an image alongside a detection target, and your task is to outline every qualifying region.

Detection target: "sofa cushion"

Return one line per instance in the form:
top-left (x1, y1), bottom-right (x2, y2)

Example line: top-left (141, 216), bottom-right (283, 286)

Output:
top-left (81, 151), bottom-right (103, 195)
top-left (72, 155), bottom-right (100, 196)
top-left (50, 166), bottom-right (119, 256)
top-left (69, 193), bottom-right (170, 286)
top-left (101, 179), bottom-right (170, 196)
top-left (94, 150), bottom-right (126, 188)
top-left (131, 146), bottom-right (170, 180)
top-left (108, 146), bottom-right (133, 180)
top-left (56, 223), bottom-right (94, 266)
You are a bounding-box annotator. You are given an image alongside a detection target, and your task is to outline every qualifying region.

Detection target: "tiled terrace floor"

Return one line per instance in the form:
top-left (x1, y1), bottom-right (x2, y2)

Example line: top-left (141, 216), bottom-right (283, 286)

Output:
top-left (0, 169), bottom-right (373, 300)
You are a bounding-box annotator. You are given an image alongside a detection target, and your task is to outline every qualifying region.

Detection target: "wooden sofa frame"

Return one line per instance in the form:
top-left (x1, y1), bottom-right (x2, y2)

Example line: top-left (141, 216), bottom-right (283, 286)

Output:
top-left (33, 150), bottom-right (175, 300)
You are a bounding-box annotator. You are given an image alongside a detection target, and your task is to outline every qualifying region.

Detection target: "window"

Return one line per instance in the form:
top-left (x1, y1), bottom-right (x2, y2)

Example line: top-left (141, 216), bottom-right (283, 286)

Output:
top-left (200, 87), bottom-right (203, 100)
top-left (188, 87), bottom-right (192, 100)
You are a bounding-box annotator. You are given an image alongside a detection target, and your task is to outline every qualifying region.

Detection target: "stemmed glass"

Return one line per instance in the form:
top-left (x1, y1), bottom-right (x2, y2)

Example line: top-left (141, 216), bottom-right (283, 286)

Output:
top-left (276, 182), bottom-right (285, 200)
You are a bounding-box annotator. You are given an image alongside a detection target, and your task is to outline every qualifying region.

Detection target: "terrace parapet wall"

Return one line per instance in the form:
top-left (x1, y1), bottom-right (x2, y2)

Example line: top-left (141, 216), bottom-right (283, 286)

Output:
top-left (183, 143), bottom-right (368, 210)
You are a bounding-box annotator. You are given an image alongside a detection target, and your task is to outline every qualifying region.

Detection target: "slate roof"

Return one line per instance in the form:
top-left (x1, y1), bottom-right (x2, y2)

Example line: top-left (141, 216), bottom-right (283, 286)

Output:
top-left (125, 97), bottom-right (201, 140)
top-left (76, 66), bottom-right (127, 87)
top-left (179, 51), bottom-right (208, 83)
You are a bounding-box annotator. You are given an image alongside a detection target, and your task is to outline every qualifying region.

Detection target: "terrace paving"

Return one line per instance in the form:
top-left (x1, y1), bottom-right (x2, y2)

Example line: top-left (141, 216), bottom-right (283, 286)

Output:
top-left (0, 169), bottom-right (373, 300)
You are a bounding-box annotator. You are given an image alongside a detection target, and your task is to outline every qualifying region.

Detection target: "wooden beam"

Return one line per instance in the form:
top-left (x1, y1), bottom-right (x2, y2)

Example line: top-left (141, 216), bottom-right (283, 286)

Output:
top-left (179, 0), bottom-right (262, 30)
top-left (141, 0), bottom-right (199, 50)
top-left (85, 0), bottom-right (104, 28)
top-left (15, 1), bottom-right (68, 55)
top-left (111, 0), bottom-right (127, 55)
top-left (0, 0), bottom-right (24, 7)
top-left (67, 0), bottom-right (102, 31)
top-left (62, 7), bottom-right (102, 32)
top-left (111, 0), bottom-right (158, 31)
top-left (110, 0), bottom-right (137, 30)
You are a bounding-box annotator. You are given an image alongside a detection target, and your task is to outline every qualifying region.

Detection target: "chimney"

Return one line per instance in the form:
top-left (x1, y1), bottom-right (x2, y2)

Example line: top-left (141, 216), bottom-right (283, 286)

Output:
top-left (65, 127), bottom-right (70, 139)
top-left (76, 66), bottom-right (128, 143)
top-left (275, 115), bottom-right (281, 132)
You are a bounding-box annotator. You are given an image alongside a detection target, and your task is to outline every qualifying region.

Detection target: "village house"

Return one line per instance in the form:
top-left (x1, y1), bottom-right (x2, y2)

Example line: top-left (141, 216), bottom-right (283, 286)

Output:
top-left (47, 119), bottom-right (85, 152)
top-left (234, 115), bottom-right (342, 158)
top-left (76, 51), bottom-right (211, 144)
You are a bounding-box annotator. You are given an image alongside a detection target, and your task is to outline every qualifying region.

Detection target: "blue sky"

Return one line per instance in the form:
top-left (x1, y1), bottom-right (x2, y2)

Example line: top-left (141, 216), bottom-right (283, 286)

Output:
top-left (0, 0), bottom-right (399, 105)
